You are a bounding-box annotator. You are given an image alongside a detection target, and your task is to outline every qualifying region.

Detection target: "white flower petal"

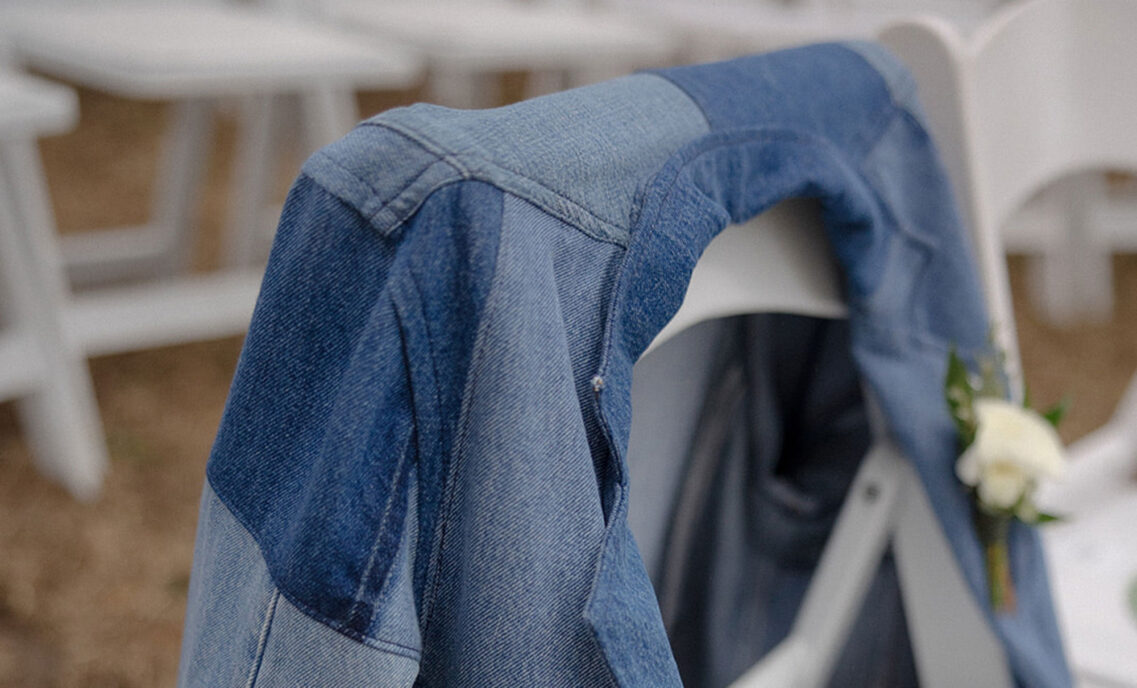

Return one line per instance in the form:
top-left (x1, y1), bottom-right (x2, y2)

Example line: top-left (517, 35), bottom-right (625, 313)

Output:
top-left (971, 398), bottom-right (1067, 480)
top-left (978, 463), bottom-right (1028, 510)
top-left (956, 447), bottom-right (982, 486)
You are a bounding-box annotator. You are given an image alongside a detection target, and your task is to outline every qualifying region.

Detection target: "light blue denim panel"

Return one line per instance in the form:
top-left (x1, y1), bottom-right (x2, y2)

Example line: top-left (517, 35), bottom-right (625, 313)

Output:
top-left (179, 483), bottom-right (421, 687)
top-left (254, 466), bottom-right (422, 686)
top-left (179, 484), bottom-right (279, 688)
top-left (416, 194), bottom-right (635, 685)
top-left (358, 73), bottom-right (709, 245)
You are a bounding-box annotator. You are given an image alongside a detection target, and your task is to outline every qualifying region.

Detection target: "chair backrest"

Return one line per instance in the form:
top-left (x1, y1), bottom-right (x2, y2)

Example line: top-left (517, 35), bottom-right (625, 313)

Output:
top-left (645, 199), bottom-right (844, 354)
top-left (881, 0), bottom-right (1137, 384)
top-left (967, 0), bottom-right (1137, 233)
top-left (636, 200), bottom-right (1011, 688)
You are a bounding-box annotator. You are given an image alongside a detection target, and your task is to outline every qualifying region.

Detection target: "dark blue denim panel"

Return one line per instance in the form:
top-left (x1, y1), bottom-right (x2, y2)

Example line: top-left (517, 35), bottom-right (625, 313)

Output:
top-left (178, 484), bottom-right (422, 687)
top-left (651, 43), bottom-right (896, 160)
top-left (417, 196), bottom-right (628, 686)
top-left (599, 132), bottom-right (889, 469)
top-left (208, 176), bottom-right (410, 636)
top-left (207, 177), bottom-right (503, 644)
top-left (393, 182), bottom-right (502, 618)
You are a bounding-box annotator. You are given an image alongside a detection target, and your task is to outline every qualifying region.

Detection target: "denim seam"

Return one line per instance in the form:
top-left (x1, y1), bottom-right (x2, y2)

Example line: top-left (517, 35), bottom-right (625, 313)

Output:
top-left (393, 267), bottom-right (447, 634)
top-left (350, 416), bottom-right (414, 625)
top-left (204, 475), bottom-right (424, 661)
top-left (374, 120), bottom-right (630, 247)
top-left (832, 43), bottom-right (918, 157)
top-left (305, 150), bottom-right (463, 240)
top-left (414, 188), bottom-right (511, 641)
top-left (582, 491), bottom-right (628, 688)
top-left (362, 119), bottom-right (473, 178)
top-left (859, 116), bottom-right (942, 249)
top-left (363, 161), bottom-right (463, 230)
top-left (244, 588), bottom-right (279, 688)
top-left (836, 43), bottom-right (920, 119)
top-left (856, 117), bottom-right (952, 341)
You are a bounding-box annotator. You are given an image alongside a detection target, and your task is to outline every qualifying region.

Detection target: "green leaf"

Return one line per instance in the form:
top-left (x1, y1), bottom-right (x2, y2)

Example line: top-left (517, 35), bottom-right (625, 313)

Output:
top-left (945, 348), bottom-right (976, 442)
top-left (946, 347), bottom-right (972, 391)
top-left (978, 349), bottom-right (1007, 399)
top-left (1034, 511), bottom-right (1063, 524)
top-left (1043, 397), bottom-right (1071, 429)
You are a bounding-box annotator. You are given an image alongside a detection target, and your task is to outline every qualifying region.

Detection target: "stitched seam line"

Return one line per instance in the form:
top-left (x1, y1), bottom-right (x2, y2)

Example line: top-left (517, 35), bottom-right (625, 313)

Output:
top-left (416, 192), bottom-right (504, 638)
top-left (305, 149), bottom-right (462, 238)
top-left (349, 417), bottom-right (413, 617)
top-left (376, 120), bottom-right (630, 246)
top-left (402, 270), bottom-right (447, 636)
top-left (244, 589), bottom-right (279, 688)
top-left (204, 478), bottom-right (423, 661)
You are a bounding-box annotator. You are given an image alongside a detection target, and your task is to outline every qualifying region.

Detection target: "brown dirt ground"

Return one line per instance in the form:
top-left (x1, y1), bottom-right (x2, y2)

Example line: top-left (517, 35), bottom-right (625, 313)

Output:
top-left (2, 82), bottom-right (1136, 687)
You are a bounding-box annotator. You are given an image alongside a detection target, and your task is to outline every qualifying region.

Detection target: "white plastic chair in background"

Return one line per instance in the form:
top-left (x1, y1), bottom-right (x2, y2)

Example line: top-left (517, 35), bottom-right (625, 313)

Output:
top-left (880, 3), bottom-right (1137, 683)
top-left (883, 0), bottom-right (1137, 333)
top-left (639, 199), bottom-right (1012, 686)
top-left (315, 0), bottom-right (676, 108)
top-left (0, 2), bottom-right (420, 497)
top-left (0, 65), bottom-right (107, 500)
top-left (602, 0), bottom-right (1001, 64)
top-left (1, 2), bottom-right (420, 282)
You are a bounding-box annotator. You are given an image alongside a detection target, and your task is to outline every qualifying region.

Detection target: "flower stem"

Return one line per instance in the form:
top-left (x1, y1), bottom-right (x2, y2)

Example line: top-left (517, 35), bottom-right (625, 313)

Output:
top-left (976, 509), bottom-right (1016, 614)
top-left (985, 539), bottom-right (1016, 613)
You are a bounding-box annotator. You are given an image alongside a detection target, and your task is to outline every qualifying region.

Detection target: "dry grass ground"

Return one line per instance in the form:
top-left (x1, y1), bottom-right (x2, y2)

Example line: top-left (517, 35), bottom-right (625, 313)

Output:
top-left (2, 84), bottom-right (1135, 687)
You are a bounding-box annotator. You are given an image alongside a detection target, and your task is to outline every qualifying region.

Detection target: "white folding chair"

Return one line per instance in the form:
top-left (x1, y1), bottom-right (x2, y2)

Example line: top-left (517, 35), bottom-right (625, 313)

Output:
top-left (601, 0), bottom-right (997, 64)
top-left (637, 199), bottom-right (1011, 687)
top-left (0, 2), bottom-right (420, 496)
top-left (316, 0), bottom-right (676, 108)
top-left (882, 0), bottom-right (1137, 330)
top-left (880, 3), bottom-right (1137, 682)
top-left (0, 66), bottom-right (107, 500)
top-left (0, 0), bottom-right (420, 280)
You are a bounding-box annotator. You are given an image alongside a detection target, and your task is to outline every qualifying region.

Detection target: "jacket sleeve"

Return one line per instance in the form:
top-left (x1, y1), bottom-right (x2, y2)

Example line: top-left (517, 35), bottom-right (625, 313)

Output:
top-left (179, 174), bottom-right (423, 687)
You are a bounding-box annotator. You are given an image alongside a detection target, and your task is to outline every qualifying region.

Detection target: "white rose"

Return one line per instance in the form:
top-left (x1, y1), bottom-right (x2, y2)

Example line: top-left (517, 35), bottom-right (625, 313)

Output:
top-left (955, 398), bottom-right (1066, 512)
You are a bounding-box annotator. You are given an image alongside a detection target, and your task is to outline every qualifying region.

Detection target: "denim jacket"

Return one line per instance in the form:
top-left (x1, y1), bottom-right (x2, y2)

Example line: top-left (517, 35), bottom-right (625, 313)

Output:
top-left (179, 43), bottom-right (1070, 687)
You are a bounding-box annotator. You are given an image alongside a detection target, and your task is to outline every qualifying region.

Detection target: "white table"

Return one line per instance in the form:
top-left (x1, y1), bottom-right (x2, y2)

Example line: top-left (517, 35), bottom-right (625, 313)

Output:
top-left (320, 0), bottom-right (676, 107)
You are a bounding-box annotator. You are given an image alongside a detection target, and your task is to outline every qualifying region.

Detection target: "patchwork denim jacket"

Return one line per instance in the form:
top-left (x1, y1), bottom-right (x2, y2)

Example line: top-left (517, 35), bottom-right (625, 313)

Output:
top-left (179, 43), bottom-right (1070, 687)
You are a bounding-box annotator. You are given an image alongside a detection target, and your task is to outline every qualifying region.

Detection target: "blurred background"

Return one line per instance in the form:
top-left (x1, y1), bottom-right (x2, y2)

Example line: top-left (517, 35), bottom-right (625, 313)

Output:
top-left (2, 0), bottom-right (1136, 686)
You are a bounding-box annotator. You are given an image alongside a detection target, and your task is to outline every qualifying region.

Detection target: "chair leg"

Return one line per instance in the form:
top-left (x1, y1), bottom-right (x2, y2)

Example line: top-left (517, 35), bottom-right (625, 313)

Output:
top-left (430, 68), bottom-right (499, 109)
top-left (223, 93), bottom-right (281, 268)
top-left (526, 69), bottom-right (569, 99)
top-left (151, 98), bottom-right (214, 275)
top-left (892, 458), bottom-right (1012, 688)
top-left (0, 140), bottom-right (106, 500)
top-left (300, 86), bottom-right (358, 152)
top-left (59, 98), bottom-right (215, 286)
top-left (730, 444), bottom-right (905, 688)
top-left (1030, 173), bottom-right (1113, 324)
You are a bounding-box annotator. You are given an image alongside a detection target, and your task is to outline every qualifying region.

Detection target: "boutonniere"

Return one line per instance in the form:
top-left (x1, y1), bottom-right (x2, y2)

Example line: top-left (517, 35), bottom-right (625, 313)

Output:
top-left (945, 348), bottom-right (1067, 613)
